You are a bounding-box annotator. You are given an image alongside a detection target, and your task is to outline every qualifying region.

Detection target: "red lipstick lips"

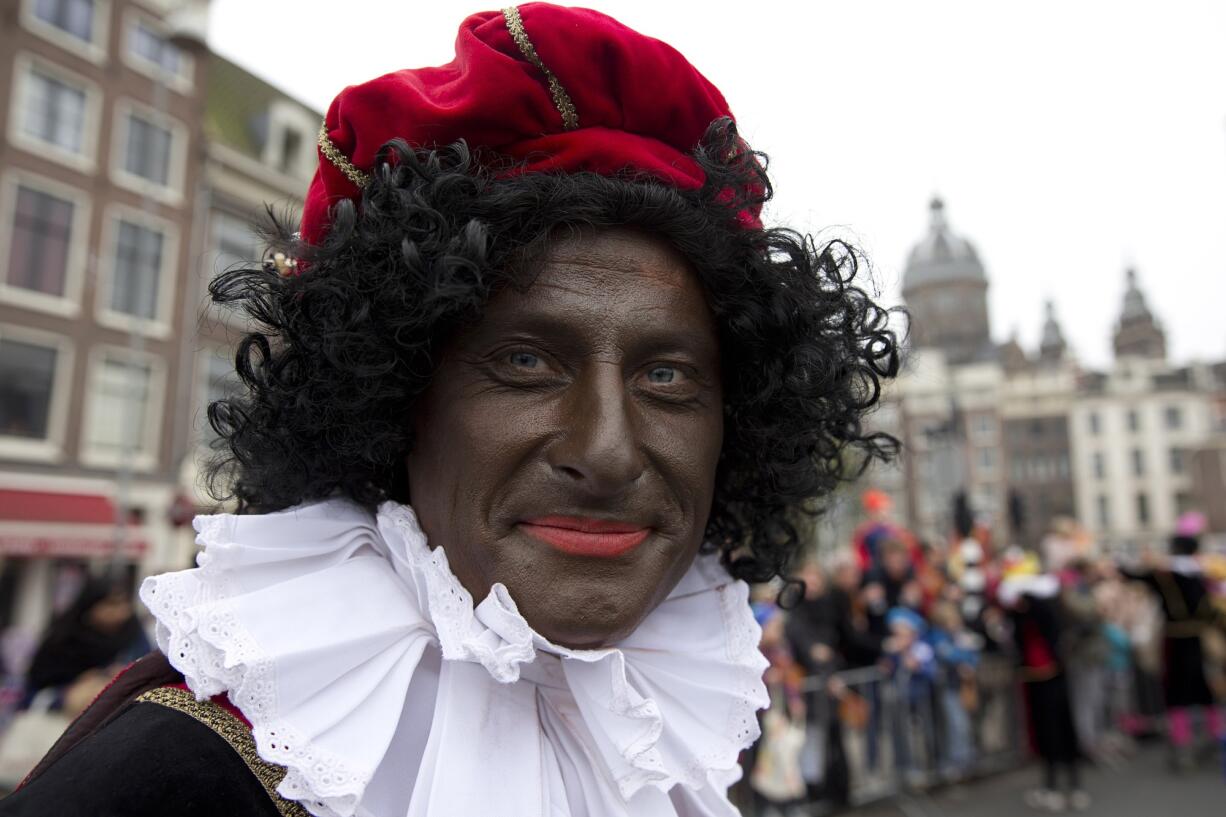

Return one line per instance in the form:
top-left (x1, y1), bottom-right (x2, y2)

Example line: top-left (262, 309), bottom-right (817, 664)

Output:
top-left (519, 516), bottom-right (650, 558)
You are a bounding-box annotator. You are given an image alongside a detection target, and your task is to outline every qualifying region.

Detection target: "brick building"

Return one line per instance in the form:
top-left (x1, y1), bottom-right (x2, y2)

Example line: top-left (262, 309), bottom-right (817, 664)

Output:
top-left (0, 0), bottom-right (317, 645)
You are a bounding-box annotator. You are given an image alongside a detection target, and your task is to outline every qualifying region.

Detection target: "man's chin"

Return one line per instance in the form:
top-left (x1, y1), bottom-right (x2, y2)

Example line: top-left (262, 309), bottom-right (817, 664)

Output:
top-left (516, 594), bottom-right (646, 650)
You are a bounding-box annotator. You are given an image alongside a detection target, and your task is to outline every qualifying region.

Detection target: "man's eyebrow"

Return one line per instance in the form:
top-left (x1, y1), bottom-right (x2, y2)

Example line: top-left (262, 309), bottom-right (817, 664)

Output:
top-left (466, 309), bottom-right (718, 352)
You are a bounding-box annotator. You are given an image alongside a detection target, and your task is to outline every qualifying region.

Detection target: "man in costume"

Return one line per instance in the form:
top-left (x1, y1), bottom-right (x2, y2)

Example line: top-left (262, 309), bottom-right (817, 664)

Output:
top-left (1, 5), bottom-right (899, 816)
top-left (998, 550), bottom-right (1089, 812)
top-left (1120, 513), bottom-right (1226, 770)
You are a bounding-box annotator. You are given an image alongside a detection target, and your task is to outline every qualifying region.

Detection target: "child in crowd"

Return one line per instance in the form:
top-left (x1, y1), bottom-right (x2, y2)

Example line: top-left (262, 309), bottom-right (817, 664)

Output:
top-left (882, 607), bottom-right (937, 783)
top-left (928, 600), bottom-right (982, 779)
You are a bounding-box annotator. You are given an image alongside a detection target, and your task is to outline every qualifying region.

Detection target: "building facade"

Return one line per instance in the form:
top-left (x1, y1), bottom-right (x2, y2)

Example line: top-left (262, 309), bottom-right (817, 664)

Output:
top-left (0, 0), bottom-right (317, 645)
top-left (1069, 359), bottom-right (1218, 553)
top-left (873, 203), bottom-right (1225, 554)
top-left (0, 0), bottom-right (213, 638)
top-left (181, 51), bottom-right (318, 503)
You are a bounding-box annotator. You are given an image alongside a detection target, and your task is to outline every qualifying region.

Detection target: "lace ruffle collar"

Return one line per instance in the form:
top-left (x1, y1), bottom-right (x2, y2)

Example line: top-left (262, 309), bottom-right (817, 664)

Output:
top-left (140, 499), bottom-right (767, 817)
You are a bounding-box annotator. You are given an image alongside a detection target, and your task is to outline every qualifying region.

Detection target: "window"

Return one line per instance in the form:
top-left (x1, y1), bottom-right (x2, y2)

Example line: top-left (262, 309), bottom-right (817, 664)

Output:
top-left (109, 219), bottom-right (165, 321)
top-left (20, 66), bottom-right (87, 154)
top-left (1164, 406), bottom-right (1182, 430)
top-left (1092, 452), bottom-right (1105, 480)
top-left (977, 446), bottom-right (996, 473)
top-left (110, 101), bottom-right (186, 200)
top-left (121, 13), bottom-right (193, 88)
top-left (121, 112), bottom-right (172, 187)
top-left (1131, 448), bottom-right (1145, 477)
top-left (128, 17), bottom-right (183, 76)
top-left (1036, 456), bottom-right (1053, 481)
top-left (976, 415), bottom-right (995, 435)
top-left (31, 0), bottom-right (95, 42)
top-left (22, 0), bottom-right (108, 62)
top-left (1127, 409), bottom-right (1140, 432)
top-left (9, 56), bottom-right (100, 168)
top-left (1174, 492), bottom-right (1195, 517)
top-left (1169, 447), bottom-right (1185, 475)
top-left (6, 184), bottom-right (74, 298)
top-left (1088, 412), bottom-right (1100, 435)
top-left (1010, 458), bottom-right (1025, 482)
top-left (279, 127), bottom-right (303, 174)
top-left (0, 337), bottom-right (58, 440)
top-left (1135, 493), bottom-right (1150, 527)
top-left (83, 354), bottom-right (157, 461)
top-left (210, 211), bottom-right (259, 274)
top-left (199, 350), bottom-right (239, 442)
top-left (1097, 495), bottom-right (1110, 529)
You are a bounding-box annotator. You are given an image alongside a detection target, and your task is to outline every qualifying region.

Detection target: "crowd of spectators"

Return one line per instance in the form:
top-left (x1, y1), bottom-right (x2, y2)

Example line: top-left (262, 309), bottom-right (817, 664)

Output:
top-left (745, 494), bottom-right (1226, 816)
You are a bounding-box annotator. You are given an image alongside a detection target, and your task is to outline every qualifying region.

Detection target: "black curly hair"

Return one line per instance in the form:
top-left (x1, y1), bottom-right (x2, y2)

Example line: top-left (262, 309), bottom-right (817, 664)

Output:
top-left (206, 119), bottom-right (900, 585)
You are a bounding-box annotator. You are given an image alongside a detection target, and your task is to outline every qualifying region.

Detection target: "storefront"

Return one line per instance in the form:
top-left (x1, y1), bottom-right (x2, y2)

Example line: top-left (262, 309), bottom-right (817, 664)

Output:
top-left (0, 488), bottom-right (150, 651)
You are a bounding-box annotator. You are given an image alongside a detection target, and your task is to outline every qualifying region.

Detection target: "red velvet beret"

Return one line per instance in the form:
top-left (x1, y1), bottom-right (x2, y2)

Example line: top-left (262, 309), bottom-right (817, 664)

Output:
top-left (301, 3), bottom-right (755, 244)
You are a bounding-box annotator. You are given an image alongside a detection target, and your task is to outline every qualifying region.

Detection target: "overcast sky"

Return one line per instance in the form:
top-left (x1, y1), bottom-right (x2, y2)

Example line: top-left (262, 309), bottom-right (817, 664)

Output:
top-left (208, 0), bottom-right (1226, 368)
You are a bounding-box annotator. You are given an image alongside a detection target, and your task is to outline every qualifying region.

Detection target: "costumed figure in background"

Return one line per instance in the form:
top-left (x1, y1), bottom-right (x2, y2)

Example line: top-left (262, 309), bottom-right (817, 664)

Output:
top-left (1120, 512), bottom-right (1226, 770)
top-left (998, 550), bottom-right (1090, 813)
top-left (0, 5), bottom-right (900, 816)
top-left (852, 489), bottom-right (919, 574)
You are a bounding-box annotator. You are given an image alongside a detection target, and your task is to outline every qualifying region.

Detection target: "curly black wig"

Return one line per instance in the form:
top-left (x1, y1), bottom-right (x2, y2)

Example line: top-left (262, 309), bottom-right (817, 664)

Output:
top-left (206, 119), bottom-right (900, 585)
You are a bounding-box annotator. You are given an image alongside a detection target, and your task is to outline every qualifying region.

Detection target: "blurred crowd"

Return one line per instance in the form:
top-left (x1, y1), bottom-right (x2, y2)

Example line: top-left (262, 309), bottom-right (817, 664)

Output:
top-left (1, 493), bottom-right (1224, 810)
top-left (745, 492), bottom-right (1226, 816)
top-left (0, 574), bottom-right (148, 787)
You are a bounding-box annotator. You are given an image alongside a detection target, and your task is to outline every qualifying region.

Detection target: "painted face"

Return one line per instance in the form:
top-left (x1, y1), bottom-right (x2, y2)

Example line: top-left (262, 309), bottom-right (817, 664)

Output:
top-left (406, 228), bottom-right (724, 649)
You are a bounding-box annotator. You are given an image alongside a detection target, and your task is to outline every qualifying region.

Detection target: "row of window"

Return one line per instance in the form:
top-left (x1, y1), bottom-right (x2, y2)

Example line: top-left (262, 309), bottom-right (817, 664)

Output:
top-left (0, 169), bottom-right (185, 333)
top-left (1089, 447), bottom-right (1187, 479)
top-left (1086, 405), bottom-right (1184, 435)
top-left (24, 0), bottom-right (193, 85)
top-left (0, 326), bottom-right (236, 465)
top-left (1094, 490), bottom-right (1196, 531)
top-left (9, 54), bottom-right (189, 202)
top-left (1008, 452), bottom-right (1071, 483)
top-left (3, 170), bottom-right (263, 332)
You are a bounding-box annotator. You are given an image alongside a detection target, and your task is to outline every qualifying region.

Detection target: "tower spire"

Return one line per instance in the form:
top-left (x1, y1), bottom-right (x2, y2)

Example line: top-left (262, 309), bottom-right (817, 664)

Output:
top-left (1039, 299), bottom-right (1066, 363)
top-left (1113, 267), bottom-right (1166, 360)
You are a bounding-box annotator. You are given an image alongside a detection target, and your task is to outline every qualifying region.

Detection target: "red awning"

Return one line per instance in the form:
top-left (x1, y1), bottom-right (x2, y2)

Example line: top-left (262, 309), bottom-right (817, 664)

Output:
top-left (0, 489), bottom-right (148, 558)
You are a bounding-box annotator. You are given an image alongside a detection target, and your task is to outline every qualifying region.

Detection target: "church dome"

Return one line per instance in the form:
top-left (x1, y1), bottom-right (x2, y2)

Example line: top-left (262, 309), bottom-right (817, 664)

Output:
top-left (902, 198), bottom-right (986, 292)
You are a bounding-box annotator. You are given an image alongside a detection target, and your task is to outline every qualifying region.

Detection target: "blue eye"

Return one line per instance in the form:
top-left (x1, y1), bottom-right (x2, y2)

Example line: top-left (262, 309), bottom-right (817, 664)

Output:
top-left (509, 351), bottom-right (540, 368)
top-left (647, 366), bottom-right (677, 384)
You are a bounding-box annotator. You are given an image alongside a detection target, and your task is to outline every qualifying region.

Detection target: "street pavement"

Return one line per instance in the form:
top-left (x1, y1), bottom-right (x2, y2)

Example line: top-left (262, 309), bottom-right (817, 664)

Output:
top-left (835, 743), bottom-right (1223, 817)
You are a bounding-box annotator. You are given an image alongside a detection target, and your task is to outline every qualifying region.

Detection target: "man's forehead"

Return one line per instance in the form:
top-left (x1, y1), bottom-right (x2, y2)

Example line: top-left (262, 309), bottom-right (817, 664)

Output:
top-left (525, 233), bottom-right (699, 296)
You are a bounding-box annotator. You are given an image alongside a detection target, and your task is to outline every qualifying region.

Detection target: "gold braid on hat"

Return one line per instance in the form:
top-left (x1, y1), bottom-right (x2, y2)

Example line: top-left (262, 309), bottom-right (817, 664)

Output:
top-left (501, 6), bottom-right (579, 130)
top-left (316, 6), bottom-right (578, 192)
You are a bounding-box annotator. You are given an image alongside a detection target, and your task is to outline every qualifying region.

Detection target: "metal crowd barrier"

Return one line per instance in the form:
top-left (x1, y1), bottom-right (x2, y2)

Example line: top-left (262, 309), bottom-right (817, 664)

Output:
top-left (735, 656), bottom-right (1025, 816)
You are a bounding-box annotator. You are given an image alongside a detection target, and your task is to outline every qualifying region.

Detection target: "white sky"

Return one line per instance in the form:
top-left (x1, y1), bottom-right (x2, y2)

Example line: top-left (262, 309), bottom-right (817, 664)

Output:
top-left (208, 0), bottom-right (1226, 368)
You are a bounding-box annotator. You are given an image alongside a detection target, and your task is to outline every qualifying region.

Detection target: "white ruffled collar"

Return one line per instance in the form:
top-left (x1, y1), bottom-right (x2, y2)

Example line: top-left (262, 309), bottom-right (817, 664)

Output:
top-left (140, 498), bottom-right (767, 817)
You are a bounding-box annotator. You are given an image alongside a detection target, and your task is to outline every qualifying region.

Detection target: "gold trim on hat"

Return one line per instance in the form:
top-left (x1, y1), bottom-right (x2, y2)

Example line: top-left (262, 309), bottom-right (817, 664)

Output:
top-left (317, 122), bottom-right (372, 189)
top-left (502, 6), bottom-right (579, 131)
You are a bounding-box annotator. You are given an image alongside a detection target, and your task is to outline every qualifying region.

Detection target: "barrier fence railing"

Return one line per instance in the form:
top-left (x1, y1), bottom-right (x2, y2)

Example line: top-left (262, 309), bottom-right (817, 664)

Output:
top-left (734, 656), bottom-right (1026, 815)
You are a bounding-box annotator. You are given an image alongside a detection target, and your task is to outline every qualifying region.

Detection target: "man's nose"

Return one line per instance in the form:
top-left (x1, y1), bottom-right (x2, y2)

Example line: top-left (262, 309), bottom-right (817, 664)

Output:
top-left (546, 363), bottom-right (646, 495)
